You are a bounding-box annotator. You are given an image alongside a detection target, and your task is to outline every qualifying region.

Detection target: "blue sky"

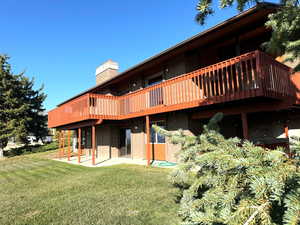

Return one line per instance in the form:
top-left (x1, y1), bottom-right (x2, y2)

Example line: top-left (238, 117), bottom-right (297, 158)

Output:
top-left (1, 0), bottom-right (246, 111)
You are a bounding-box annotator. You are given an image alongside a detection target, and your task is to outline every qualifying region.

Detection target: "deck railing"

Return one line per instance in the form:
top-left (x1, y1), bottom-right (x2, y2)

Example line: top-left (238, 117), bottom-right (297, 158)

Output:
top-left (48, 50), bottom-right (293, 128)
top-left (48, 94), bottom-right (90, 128)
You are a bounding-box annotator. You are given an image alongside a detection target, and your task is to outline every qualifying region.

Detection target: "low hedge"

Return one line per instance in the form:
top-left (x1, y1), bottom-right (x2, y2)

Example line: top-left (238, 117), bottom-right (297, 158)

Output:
top-left (4, 142), bottom-right (58, 157)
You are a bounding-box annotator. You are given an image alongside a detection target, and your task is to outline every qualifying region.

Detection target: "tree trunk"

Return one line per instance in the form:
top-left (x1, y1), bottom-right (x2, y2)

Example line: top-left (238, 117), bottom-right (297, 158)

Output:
top-left (0, 141), bottom-right (6, 158)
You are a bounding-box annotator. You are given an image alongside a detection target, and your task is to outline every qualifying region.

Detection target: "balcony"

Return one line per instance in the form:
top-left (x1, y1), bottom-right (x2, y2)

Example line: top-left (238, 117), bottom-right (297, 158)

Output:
top-left (48, 50), bottom-right (293, 128)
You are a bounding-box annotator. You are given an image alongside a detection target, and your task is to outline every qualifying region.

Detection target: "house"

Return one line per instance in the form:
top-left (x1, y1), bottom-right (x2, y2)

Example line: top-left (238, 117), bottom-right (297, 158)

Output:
top-left (48, 3), bottom-right (300, 165)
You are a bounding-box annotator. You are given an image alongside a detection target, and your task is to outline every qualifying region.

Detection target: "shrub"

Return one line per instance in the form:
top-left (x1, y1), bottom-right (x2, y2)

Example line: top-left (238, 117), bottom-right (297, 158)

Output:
top-left (153, 113), bottom-right (300, 225)
top-left (4, 142), bottom-right (58, 157)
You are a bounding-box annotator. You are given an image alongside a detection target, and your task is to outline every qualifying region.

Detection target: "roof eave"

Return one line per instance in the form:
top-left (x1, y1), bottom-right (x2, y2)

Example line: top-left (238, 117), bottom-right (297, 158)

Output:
top-left (57, 2), bottom-right (279, 107)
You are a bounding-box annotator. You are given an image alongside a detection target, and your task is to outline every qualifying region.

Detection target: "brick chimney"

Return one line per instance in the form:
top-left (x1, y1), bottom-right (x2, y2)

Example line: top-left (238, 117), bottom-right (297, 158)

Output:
top-left (95, 59), bottom-right (119, 85)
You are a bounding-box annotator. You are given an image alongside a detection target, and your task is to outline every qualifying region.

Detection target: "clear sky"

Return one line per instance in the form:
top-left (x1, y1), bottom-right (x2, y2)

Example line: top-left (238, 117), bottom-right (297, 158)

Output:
top-left (1, 0), bottom-right (247, 111)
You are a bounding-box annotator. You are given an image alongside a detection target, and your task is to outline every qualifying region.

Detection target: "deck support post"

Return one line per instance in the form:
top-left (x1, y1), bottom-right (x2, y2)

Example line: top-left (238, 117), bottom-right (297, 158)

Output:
top-left (62, 130), bottom-right (65, 157)
top-left (84, 128), bottom-right (87, 157)
top-left (67, 130), bottom-right (71, 161)
top-left (92, 125), bottom-right (96, 165)
top-left (146, 115), bottom-right (151, 166)
top-left (78, 128), bottom-right (82, 163)
top-left (241, 112), bottom-right (249, 140)
top-left (284, 124), bottom-right (289, 139)
top-left (284, 122), bottom-right (291, 157)
top-left (58, 130), bottom-right (61, 159)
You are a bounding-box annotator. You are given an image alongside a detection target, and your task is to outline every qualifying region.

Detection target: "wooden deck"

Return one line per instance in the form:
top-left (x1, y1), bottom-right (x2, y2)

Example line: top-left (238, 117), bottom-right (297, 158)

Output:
top-left (48, 50), bottom-right (293, 128)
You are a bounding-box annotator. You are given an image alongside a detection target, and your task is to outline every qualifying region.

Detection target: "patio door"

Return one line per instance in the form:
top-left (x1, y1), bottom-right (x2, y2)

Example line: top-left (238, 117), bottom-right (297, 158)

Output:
top-left (120, 128), bottom-right (131, 158)
top-left (150, 121), bottom-right (166, 161)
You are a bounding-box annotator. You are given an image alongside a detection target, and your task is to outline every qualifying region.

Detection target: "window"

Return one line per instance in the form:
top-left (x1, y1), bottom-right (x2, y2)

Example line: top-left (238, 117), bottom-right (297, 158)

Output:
top-left (119, 128), bottom-right (126, 147)
top-left (82, 128), bottom-right (91, 148)
top-left (147, 75), bottom-right (163, 86)
top-left (150, 121), bottom-right (166, 143)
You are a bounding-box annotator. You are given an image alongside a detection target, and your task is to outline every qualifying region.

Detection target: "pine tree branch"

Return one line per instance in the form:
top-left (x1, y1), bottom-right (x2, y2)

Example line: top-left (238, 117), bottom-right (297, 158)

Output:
top-left (243, 202), bottom-right (269, 225)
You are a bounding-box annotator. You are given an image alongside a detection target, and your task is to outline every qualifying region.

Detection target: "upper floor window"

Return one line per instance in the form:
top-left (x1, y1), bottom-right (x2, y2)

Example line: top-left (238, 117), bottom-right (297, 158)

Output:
top-left (145, 71), bottom-right (164, 87)
top-left (147, 75), bottom-right (163, 86)
top-left (151, 121), bottom-right (166, 143)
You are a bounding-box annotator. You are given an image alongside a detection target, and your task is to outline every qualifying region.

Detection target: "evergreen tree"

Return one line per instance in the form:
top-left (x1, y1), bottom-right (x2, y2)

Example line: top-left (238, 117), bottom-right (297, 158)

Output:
top-left (0, 55), bottom-right (48, 157)
top-left (195, 0), bottom-right (300, 71)
top-left (153, 113), bottom-right (300, 225)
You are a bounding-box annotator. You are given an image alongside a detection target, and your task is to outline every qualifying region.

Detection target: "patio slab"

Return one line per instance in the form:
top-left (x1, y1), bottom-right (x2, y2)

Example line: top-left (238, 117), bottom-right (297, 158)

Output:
top-left (53, 156), bottom-right (177, 168)
top-left (53, 156), bottom-right (147, 167)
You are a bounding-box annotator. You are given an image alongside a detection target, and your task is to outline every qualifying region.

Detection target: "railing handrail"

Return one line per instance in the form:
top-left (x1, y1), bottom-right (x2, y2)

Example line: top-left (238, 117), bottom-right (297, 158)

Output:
top-left (52, 50), bottom-right (291, 105)
top-left (258, 51), bottom-right (292, 72)
top-left (49, 50), bottom-right (293, 127)
top-left (118, 51), bottom-right (258, 98)
top-left (49, 93), bottom-right (90, 112)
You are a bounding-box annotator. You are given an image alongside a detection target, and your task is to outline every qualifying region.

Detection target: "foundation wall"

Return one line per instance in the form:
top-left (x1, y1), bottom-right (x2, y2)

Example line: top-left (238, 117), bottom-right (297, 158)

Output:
top-left (96, 126), bottom-right (111, 160)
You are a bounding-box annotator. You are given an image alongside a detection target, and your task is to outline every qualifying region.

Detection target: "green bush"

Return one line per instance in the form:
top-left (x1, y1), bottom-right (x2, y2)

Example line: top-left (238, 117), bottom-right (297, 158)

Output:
top-left (154, 113), bottom-right (300, 225)
top-left (4, 142), bottom-right (58, 157)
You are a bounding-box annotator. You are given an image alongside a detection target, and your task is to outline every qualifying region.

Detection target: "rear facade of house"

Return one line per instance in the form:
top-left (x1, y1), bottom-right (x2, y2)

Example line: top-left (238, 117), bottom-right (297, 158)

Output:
top-left (48, 3), bottom-right (300, 165)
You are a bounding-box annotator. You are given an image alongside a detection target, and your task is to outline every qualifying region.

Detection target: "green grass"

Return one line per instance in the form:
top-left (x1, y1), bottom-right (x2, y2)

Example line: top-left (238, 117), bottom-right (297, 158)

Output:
top-left (0, 152), bottom-right (180, 225)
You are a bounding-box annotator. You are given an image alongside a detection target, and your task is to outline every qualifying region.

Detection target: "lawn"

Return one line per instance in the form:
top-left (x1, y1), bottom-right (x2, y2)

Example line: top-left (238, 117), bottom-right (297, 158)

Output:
top-left (0, 152), bottom-right (180, 225)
